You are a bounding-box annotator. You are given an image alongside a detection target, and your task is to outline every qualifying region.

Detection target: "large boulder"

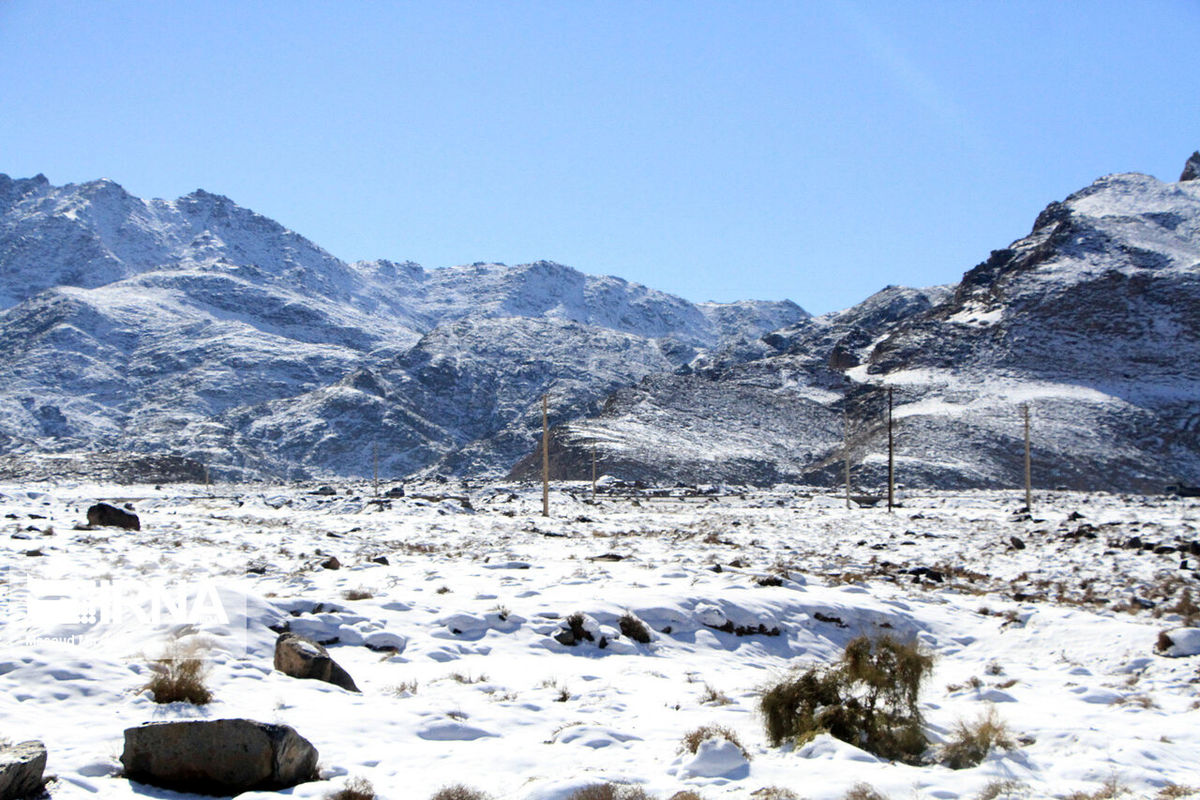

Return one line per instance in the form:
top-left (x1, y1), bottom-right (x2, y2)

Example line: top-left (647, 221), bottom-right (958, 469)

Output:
top-left (121, 719), bottom-right (318, 794)
top-left (0, 741), bottom-right (47, 800)
top-left (86, 502), bottom-right (140, 530)
top-left (273, 632), bottom-right (360, 692)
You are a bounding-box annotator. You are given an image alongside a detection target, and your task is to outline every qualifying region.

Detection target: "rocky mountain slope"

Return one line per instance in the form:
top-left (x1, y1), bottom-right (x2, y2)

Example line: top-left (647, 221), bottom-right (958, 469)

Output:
top-left (530, 153), bottom-right (1200, 493)
top-left (0, 174), bottom-right (805, 480)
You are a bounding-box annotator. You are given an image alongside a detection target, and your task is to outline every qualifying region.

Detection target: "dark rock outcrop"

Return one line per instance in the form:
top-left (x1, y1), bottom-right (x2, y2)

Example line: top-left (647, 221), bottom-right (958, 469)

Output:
top-left (120, 719), bottom-right (318, 794)
top-left (1181, 151), bottom-right (1200, 182)
top-left (86, 502), bottom-right (140, 530)
top-left (0, 741), bottom-right (47, 800)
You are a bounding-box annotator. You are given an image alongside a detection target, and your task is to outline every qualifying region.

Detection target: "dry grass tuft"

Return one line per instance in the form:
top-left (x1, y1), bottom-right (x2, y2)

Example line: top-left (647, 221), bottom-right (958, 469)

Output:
top-left (142, 639), bottom-right (213, 705)
top-left (619, 613), bottom-right (652, 643)
top-left (342, 587), bottom-right (374, 601)
top-left (447, 671), bottom-right (489, 684)
top-left (1062, 773), bottom-right (1130, 800)
top-left (679, 724), bottom-right (750, 759)
top-left (750, 788), bottom-right (800, 800)
top-left (842, 784), bottom-right (889, 800)
top-left (326, 777), bottom-right (376, 800)
top-left (1156, 785), bottom-right (1200, 799)
top-left (387, 679), bottom-right (419, 696)
top-left (940, 706), bottom-right (1015, 769)
top-left (567, 784), bottom-right (654, 800)
top-left (976, 779), bottom-right (1028, 800)
top-left (429, 785), bottom-right (492, 800)
top-left (699, 683), bottom-right (732, 705)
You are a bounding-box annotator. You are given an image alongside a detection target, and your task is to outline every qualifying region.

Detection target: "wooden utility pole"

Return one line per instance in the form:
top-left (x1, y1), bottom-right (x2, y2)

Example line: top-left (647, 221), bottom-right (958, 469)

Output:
top-left (843, 403), bottom-right (851, 510)
top-left (591, 443), bottom-right (597, 501)
top-left (887, 387), bottom-right (895, 513)
top-left (1023, 404), bottom-right (1032, 510)
top-left (373, 441), bottom-right (379, 498)
top-left (541, 393), bottom-right (550, 517)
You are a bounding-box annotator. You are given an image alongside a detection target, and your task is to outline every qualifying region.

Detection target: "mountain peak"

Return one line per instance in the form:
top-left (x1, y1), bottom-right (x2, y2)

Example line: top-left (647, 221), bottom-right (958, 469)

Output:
top-left (1180, 151), bottom-right (1200, 182)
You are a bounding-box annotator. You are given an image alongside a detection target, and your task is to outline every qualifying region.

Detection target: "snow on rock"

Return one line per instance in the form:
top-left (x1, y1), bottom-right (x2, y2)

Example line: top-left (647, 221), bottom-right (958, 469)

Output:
top-left (1156, 627), bottom-right (1200, 657)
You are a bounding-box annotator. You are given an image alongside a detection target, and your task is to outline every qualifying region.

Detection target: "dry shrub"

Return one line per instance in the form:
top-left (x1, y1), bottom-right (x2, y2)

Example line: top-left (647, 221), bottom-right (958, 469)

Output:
top-left (1157, 785), bottom-right (1200, 799)
top-left (620, 613), bottom-right (652, 643)
top-left (342, 587), bottom-right (373, 601)
top-left (1062, 773), bottom-right (1130, 800)
top-left (750, 788), bottom-right (800, 800)
top-left (843, 784), bottom-right (889, 800)
top-left (327, 777), bottom-right (376, 800)
top-left (430, 785), bottom-right (492, 800)
top-left (940, 706), bottom-right (1015, 769)
top-left (567, 785), bottom-right (654, 800)
top-left (143, 639), bottom-right (213, 705)
top-left (976, 779), bottom-right (1028, 800)
top-left (699, 683), bottom-right (731, 705)
top-left (668, 792), bottom-right (706, 800)
top-left (759, 634), bottom-right (932, 763)
top-left (679, 724), bottom-right (750, 759)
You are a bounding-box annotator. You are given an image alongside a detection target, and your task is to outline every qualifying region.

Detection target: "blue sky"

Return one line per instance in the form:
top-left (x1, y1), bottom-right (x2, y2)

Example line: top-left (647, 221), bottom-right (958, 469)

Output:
top-left (2, 1), bottom-right (1197, 314)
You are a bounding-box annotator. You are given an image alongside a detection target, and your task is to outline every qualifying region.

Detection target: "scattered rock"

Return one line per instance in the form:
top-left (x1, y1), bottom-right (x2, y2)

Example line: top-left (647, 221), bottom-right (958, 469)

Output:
top-left (370, 555), bottom-right (390, 565)
top-left (908, 566), bottom-right (944, 583)
top-left (310, 485), bottom-right (337, 496)
top-left (1010, 536), bottom-right (1026, 550)
top-left (320, 556), bottom-right (341, 570)
top-left (120, 719), bottom-right (318, 794)
top-left (0, 740), bottom-right (47, 800)
top-left (273, 633), bottom-right (359, 692)
top-left (86, 502), bottom-right (140, 531)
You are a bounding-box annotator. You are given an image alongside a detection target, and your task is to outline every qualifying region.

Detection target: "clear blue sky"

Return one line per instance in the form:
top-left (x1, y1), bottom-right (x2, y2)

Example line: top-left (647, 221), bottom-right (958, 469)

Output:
top-left (2, 1), bottom-right (1197, 314)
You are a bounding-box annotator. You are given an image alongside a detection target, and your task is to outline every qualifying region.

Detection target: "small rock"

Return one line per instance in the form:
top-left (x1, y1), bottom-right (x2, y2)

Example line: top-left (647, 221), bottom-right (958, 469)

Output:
top-left (86, 502), bottom-right (140, 531)
top-left (370, 555), bottom-right (389, 566)
top-left (273, 633), bottom-right (359, 692)
top-left (1009, 536), bottom-right (1026, 550)
top-left (121, 719), bottom-right (317, 793)
top-left (0, 740), bottom-right (47, 800)
top-left (320, 556), bottom-right (341, 570)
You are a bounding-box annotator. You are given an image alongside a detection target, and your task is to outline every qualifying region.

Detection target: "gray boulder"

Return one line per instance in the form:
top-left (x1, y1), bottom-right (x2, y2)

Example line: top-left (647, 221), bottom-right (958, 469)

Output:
top-left (121, 719), bottom-right (317, 794)
top-left (274, 632), bottom-right (360, 692)
top-left (0, 741), bottom-right (47, 800)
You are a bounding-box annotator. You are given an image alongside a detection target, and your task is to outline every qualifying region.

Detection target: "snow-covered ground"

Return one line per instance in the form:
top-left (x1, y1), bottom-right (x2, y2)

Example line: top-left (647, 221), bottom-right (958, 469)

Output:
top-left (2, 481), bottom-right (1198, 799)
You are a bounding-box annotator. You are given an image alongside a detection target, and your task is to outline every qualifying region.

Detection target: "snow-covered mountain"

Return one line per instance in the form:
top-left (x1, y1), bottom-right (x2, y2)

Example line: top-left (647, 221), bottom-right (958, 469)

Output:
top-left (0, 174), bottom-right (806, 479)
top-left (533, 153), bottom-right (1200, 493)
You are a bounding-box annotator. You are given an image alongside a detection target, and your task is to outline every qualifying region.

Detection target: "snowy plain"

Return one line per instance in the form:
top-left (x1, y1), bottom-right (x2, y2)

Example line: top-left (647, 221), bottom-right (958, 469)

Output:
top-left (1, 480), bottom-right (1198, 800)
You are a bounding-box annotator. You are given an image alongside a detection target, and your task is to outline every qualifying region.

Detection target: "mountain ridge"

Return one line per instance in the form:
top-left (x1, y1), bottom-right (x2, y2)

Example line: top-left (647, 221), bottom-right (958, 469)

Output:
top-left (0, 173), bottom-right (807, 480)
top-left (526, 157), bottom-right (1200, 493)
